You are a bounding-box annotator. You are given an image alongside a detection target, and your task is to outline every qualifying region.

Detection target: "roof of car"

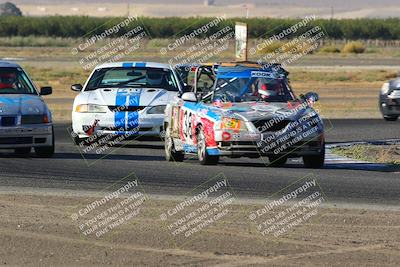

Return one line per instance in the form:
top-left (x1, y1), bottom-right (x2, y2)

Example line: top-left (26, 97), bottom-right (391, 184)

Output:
top-left (217, 61), bottom-right (289, 78)
top-left (95, 62), bottom-right (173, 70)
top-left (0, 61), bottom-right (21, 68)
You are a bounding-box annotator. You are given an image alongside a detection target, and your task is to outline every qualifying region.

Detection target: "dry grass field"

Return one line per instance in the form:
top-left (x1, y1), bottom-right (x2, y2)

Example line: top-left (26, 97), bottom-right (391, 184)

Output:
top-left (0, 45), bottom-right (397, 121)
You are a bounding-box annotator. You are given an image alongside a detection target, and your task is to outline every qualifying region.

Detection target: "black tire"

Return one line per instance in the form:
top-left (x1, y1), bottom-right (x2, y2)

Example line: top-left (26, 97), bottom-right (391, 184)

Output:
top-left (197, 127), bottom-right (219, 165)
top-left (15, 147), bottom-right (31, 156)
top-left (164, 126), bottom-right (184, 162)
top-left (383, 115), bottom-right (398, 121)
top-left (35, 128), bottom-right (55, 158)
top-left (303, 146), bottom-right (325, 169)
top-left (73, 134), bottom-right (89, 146)
top-left (268, 155), bottom-right (287, 167)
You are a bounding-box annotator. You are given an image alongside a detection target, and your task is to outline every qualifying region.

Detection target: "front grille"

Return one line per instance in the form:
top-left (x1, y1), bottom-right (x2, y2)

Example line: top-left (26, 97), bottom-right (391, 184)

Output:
top-left (108, 106), bottom-right (145, 112)
top-left (252, 119), bottom-right (291, 133)
top-left (0, 137), bottom-right (33, 145)
top-left (1, 116), bottom-right (16, 127)
top-left (21, 115), bottom-right (43, 124)
top-left (34, 138), bottom-right (47, 144)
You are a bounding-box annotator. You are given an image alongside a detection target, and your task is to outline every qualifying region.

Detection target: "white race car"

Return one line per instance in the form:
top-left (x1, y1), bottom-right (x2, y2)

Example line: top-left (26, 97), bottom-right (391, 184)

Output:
top-left (0, 61), bottom-right (54, 157)
top-left (71, 62), bottom-right (182, 144)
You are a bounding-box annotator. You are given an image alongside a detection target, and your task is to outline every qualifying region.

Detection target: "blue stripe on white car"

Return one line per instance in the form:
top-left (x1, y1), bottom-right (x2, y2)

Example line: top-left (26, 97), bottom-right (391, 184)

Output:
top-left (127, 91), bottom-right (140, 130)
top-left (115, 89), bottom-right (142, 132)
top-left (115, 89), bottom-right (127, 129)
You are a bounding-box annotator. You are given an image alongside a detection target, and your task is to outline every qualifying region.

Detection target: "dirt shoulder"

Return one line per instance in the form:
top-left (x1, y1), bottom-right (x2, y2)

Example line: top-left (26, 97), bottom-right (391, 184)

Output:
top-left (0, 191), bottom-right (399, 267)
top-left (332, 144), bottom-right (400, 165)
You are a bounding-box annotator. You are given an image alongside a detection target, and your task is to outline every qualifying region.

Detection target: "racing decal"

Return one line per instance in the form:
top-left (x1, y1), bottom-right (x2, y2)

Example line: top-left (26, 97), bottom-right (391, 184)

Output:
top-left (122, 62), bottom-right (146, 68)
top-left (251, 71), bottom-right (277, 79)
top-left (200, 117), bottom-right (217, 148)
top-left (221, 117), bottom-right (241, 131)
top-left (222, 131), bottom-right (231, 141)
top-left (180, 108), bottom-right (196, 143)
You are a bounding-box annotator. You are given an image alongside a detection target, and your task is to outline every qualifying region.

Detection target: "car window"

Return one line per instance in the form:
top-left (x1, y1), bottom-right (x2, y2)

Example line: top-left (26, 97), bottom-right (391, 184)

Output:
top-left (0, 68), bottom-right (37, 95)
top-left (211, 76), bottom-right (295, 103)
top-left (85, 67), bottom-right (180, 91)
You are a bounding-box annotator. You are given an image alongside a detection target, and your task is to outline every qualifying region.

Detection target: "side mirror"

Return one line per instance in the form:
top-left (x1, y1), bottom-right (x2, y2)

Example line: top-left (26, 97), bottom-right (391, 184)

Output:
top-left (304, 92), bottom-right (319, 102)
top-left (40, 86), bottom-right (52, 95)
top-left (71, 84), bottom-right (83, 92)
top-left (181, 92), bottom-right (197, 102)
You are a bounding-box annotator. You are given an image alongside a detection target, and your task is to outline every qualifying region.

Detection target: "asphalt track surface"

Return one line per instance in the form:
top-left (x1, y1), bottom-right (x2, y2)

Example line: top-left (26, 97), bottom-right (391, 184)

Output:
top-left (0, 119), bottom-right (399, 206)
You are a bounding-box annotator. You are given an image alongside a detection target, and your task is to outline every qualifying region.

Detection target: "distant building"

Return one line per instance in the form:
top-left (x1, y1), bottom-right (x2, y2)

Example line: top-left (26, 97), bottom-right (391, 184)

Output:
top-left (204, 0), bottom-right (215, 6)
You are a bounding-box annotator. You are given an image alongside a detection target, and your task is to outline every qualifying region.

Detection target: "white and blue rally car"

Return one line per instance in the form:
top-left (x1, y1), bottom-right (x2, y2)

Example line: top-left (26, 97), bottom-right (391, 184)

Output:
top-left (71, 62), bottom-right (182, 144)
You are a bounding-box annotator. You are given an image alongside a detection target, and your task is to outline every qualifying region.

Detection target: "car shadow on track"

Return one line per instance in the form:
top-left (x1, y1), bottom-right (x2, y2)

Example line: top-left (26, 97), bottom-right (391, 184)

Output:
top-left (0, 151), bottom-right (164, 161)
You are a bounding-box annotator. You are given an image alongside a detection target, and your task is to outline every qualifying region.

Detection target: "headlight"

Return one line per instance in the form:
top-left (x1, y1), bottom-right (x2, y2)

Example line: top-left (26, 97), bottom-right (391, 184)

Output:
top-left (220, 117), bottom-right (247, 131)
top-left (381, 82), bottom-right (390, 95)
top-left (147, 105), bottom-right (166, 114)
top-left (75, 104), bottom-right (108, 113)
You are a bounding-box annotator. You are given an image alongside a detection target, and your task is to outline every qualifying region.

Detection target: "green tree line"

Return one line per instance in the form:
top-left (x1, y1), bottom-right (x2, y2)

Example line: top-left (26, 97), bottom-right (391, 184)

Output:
top-left (0, 16), bottom-right (399, 40)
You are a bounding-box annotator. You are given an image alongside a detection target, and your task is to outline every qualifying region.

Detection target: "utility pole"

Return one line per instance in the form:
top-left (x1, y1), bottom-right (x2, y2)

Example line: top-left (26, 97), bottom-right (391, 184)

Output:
top-left (127, 1), bottom-right (130, 17)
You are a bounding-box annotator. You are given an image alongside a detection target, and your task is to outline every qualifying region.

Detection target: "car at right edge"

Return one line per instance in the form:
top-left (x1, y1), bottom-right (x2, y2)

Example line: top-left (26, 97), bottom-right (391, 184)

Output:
top-left (164, 62), bottom-right (325, 168)
top-left (379, 77), bottom-right (400, 121)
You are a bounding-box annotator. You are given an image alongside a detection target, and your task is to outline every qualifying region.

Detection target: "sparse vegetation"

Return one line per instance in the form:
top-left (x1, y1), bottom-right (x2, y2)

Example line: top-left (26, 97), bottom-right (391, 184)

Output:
top-left (332, 144), bottom-right (400, 165)
top-left (342, 41), bottom-right (366, 54)
top-left (319, 45), bottom-right (340, 53)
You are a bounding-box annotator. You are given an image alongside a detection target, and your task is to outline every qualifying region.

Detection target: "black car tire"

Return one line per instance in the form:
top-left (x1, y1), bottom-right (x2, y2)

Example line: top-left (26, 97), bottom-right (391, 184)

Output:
top-left (164, 126), bottom-right (184, 162)
top-left (303, 146), bottom-right (325, 169)
top-left (73, 133), bottom-right (89, 146)
top-left (35, 128), bottom-right (55, 158)
top-left (383, 115), bottom-right (398, 121)
top-left (268, 155), bottom-right (287, 167)
top-left (197, 126), bottom-right (219, 165)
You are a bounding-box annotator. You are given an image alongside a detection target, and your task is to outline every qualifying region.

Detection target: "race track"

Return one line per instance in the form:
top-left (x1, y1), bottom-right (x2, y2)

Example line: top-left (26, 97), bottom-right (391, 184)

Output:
top-left (0, 119), bottom-right (399, 206)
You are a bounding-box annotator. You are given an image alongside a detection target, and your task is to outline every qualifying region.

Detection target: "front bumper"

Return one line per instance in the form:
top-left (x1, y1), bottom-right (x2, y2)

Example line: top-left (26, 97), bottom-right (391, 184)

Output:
top-left (0, 123), bottom-right (53, 149)
top-left (213, 125), bottom-right (324, 158)
top-left (72, 111), bottom-right (164, 138)
top-left (380, 96), bottom-right (400, 116)
top-left (216, 140), bottom-right (324, 157)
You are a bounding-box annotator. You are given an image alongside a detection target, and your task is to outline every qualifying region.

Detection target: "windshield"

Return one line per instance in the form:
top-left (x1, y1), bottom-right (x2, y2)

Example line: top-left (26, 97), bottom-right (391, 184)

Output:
top-left (85, 67), bottom-right (180, 91)
top-left (211, 76), bottom-right (295, 103)
top-left (0, 68), bottom-right (37, 95)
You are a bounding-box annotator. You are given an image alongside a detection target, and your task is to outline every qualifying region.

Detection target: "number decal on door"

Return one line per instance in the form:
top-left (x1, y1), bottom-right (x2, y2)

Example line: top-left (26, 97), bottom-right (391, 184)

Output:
top-left (182, 110), bottom-right (193, 141)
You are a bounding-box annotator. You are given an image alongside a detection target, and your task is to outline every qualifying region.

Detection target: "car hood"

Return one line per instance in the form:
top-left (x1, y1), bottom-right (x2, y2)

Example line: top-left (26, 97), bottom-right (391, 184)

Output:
top-left (0, 94), bottom-right (48, 116)
top-left (79, 88), bottom-right (177, 107)
top-left (204, 101), bottom-right (316, 122)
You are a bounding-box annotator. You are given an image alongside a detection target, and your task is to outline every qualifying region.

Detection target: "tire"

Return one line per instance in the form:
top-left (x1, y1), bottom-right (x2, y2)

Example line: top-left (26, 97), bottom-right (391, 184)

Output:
top-left (303, 146), bottom-right (325, 169)
top-left (73, 134), bottom-right (88, 146)
top-left (15, 147), bottom-right (31, 156)
top-left (164, 126), bottom-right (184, 162)
top-left (35, 128), bottom-right (55, 158)
top-left (268, 155), bottom-right (287, 167)
top-left (383, 115), bottom-right (398, 121)
top-left (197, 127), bottom-right (219, 165)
